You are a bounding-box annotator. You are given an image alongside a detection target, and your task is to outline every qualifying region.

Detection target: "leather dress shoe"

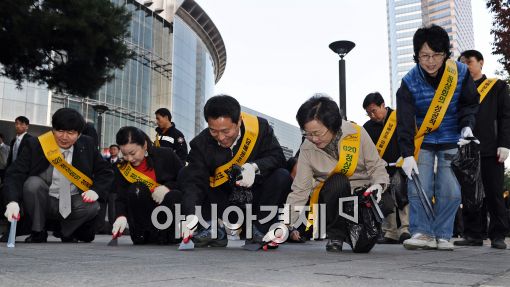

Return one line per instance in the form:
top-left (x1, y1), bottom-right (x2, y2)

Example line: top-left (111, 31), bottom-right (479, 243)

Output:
top-left (399, 232), bottom-right (411, 243)
top-left (378, 237), bottom-right (399, 244)
top-left (326, 239), bottom-right (343, 252)
top-left (491, 238), bottom-right (507, 249)
top-left (0, 232), bottom-right (9, 243)
top-left (453, 237), bottom-right (483, 246)
top-left (25, 231), bottom-right (48, 243)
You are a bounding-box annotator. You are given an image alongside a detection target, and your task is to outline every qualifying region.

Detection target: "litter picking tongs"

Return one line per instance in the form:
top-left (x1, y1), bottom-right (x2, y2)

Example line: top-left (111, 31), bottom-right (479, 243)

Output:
top-left (7, 220), bottom-right (17, 248)
top-left (411, 171), bottom-right (435, 221)
top-left (389, 162), bottom-right (435, 221)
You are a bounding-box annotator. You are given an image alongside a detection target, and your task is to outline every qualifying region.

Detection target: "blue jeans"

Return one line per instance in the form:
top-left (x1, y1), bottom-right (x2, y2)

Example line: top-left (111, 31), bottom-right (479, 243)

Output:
top-left (408, 148), bottom-right (461, 239)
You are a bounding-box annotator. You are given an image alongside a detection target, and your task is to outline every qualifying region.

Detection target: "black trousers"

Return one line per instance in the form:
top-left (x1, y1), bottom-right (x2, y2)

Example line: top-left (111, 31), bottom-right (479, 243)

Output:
top-left (462, 157), bottom-right (509, 240)
top-left (318, 173), bottom-right (352, 241)
top-left (124, 184), bottom-right (182, 244)
top-left (188, 168), bottom-right (292, 234)
top-left (23, 176), bottom-right (99, 241)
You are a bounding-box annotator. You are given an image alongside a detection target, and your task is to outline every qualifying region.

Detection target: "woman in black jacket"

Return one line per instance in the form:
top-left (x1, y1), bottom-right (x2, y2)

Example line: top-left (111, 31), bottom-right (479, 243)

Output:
top-left (111, 126), bottom-right (183, 245)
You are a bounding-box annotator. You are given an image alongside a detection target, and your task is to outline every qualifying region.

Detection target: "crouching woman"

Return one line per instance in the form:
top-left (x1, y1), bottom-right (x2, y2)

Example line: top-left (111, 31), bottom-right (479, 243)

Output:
top-left (286, 95), bottom-right (389, 252)
top-left (111, 126), bottom-right (183, 244)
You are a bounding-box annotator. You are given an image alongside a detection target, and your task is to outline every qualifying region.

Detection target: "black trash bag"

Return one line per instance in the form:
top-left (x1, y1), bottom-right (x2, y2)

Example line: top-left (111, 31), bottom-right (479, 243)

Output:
top-left (379, 189), bottom-right (395, 217)
top-left (344, 187), bottom-right (380, 253)
top-left (451, 140), bottom-right (485, 211)
top-left (227, 165), bottom-right (253, 207)
top-left (391, 171), bottom-right (408, 210)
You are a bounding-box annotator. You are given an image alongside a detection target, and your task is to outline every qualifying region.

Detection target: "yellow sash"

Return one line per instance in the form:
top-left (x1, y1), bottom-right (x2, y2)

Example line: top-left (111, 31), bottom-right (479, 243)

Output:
top-left (478, 78), bottom-right (497, 103)
top-left (306, 124), bottom-right (361, 231)
top-left (117, 162), bottom-right (160, 190)
top-left (209, 112), bottom-right (259, 188)
top-left (38, 131), bottom-right (93, 192)
top-left (154, 134), bottom-right (160, 148)
top-left (412, 59), bottom-right (458, 159)
top-left (375, 110), bottom-right (397, 158)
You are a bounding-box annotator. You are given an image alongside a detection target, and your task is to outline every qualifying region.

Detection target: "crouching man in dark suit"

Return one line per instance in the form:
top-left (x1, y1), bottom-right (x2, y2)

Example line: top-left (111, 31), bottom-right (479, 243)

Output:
top-left (3, 108), bottom-right (114, 243)
top-left (179, 95), bottom-right (292, 248)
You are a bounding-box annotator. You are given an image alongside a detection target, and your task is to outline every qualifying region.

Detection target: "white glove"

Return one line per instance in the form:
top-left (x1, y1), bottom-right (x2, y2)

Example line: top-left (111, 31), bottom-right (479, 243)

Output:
top-left (458, 127), bottom-right (480, 146)
top-left (4, 202), bottom-right (20, 222)
top-left (402, 156), bottom-right (419, 180)
top-left (365, 184), bottom-right (383, 203)
top-left (152, 185), bottom-right (170, 204)
top-left (112, 216), bottom-right (127, 238)
top-left (236, 163), bottom-right (256, 188)
top-left (497, 147), bottom-right (509, 163)
top-left (180, 215), bottom-right (198, 241)
top-left (81, 190), bottom-right (98, 203)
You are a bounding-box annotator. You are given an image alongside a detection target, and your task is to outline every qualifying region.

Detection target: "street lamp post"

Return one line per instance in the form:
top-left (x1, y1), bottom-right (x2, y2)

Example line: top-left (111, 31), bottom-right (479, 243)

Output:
top-left (92, 104), bottom-right (109, 150)
top-left (329, 40), bottom-right (355, 120)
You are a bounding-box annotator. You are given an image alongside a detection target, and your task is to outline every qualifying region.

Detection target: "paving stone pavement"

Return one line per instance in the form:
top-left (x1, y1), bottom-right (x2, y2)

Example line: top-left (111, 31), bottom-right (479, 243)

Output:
top-left (0, 235), bottom-right (509, 287)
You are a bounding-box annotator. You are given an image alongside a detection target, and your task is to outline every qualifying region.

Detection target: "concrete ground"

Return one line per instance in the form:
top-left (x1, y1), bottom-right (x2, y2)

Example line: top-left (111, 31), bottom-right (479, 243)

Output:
top-left (0, 235), bottom-right (509, 287)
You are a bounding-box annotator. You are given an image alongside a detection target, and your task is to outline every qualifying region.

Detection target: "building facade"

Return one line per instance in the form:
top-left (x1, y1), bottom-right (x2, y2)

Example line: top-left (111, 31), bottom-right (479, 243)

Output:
top-left (241, 106), bottom-right (301, 160)
top-left (387, 0), bottom-right (474, 105)
top-left (0, 0), bottom-right (226, 148)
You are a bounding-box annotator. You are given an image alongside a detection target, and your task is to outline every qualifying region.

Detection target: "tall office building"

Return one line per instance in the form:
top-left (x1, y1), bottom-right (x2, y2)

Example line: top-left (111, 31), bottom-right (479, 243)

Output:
top-left (387, 0), bottom-right (474, 105)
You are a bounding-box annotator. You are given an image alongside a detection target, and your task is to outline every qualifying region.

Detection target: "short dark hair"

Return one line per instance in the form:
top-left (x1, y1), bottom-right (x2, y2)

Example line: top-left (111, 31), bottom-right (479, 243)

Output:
top-left (460, 49), bottom-right (484, 62)
top-left (155, 108), bottom-right (172, 120)
top-left (413, 24), bottom-right (451, 64)
top-left (362, 92), bottom-right (385, 109)
top-left (15, 116), bottom-right (29, 125)
top-left (116, 126), bottom-right (154, 169)
top-left (296, 94), bottom-right (342, 134)
top-left (203, 95), bottom-right (241, 123)
top-left (109, 144), bottom-right (119, 149)
top-left (0, 133), bottom-right (4, 141)
top-left (52, 108), bottom-right (85, 133)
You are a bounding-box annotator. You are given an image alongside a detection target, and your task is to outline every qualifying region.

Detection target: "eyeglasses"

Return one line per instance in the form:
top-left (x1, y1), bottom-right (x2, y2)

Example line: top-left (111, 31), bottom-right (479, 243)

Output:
top-left (418, 52), bottom-right (445, 62)
top-left (301, 128), bottom-right (329, 140)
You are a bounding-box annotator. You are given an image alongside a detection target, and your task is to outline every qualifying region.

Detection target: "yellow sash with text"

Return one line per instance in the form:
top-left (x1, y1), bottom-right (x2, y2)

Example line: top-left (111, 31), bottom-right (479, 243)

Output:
top-left (478, 78), bottom-right (497, 103)
top-left (412, 59), bottom-right (458, 160)
top-left (375, 110), bottom-right (397, 158)
top-left (209, 112), bottom-right (259, 188)
top-left (117, 162), bottom-right (160, 190)
top-left (38, 131), bottom-right (93, 192)
top-left (306, 124), bottom-right (361, 231)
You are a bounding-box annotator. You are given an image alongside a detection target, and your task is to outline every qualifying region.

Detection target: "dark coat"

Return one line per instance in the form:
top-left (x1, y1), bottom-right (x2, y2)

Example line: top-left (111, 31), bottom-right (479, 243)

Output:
top-left (155, 123), bottom-right (188, 162)
top-left (179, 116), bottom-right (286, 213)
top-left (3, 134), bottom-right (114, 204)
top-left (114, 147), bottom-right (183, 218)
top-left (473, 75), bottom-right (510, 157)
top-left (363, 107), bottom-right (400, 176)
top-left (7, 133), bottom-right (33, 167)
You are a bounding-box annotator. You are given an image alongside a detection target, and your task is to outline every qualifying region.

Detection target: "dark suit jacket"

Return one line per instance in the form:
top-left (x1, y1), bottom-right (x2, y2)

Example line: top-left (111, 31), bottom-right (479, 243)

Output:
top-left (7, 133), bottom-right (33, 167)
top-left (179, 116), bottom-right (286, 213)
top-left (114, 147), bottom-right (183, 218)
top-left (3, 134), bottom-right (114, 204)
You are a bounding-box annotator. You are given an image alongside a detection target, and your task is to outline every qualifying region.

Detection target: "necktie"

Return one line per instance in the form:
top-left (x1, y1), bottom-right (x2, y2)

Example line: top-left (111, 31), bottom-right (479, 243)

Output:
top-left (12, 138), bottom-right (20, 161)
top-left (59, 151), bottom-right (72, 218)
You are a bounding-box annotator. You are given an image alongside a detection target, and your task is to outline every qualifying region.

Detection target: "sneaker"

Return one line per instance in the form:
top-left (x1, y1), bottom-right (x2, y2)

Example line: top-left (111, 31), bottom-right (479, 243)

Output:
top-left (453, 236), bottom-right (483, 246)
top-left (491, 238), bottom-right (507, 250)
top-left (403, 233), bottom-right (437, 250)
top-left (437, 238), bottom-right (454, 251)
top-left (192, 224), bottom-right (228, 248)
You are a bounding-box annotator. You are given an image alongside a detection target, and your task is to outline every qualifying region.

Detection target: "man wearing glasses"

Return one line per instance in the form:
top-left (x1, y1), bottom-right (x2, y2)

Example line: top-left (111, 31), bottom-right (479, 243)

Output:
top-left (396, 24), bottom-right (479, 251)
top-left (179, 95), bottom-right (292, 248)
